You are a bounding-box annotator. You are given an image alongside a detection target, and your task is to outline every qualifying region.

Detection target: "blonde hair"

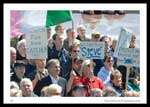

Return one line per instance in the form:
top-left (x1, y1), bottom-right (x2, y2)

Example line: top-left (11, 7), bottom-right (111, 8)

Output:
top-left (10, 88), bottom-right (22, 97)
top-left (10, 81), bottom-right (19, 90)
top-left (110, 69), bottom-right (122, 81)
top-left (44, 84), bottom-right (62, 97)
top-left (69, 42), bottom-right (80, 52)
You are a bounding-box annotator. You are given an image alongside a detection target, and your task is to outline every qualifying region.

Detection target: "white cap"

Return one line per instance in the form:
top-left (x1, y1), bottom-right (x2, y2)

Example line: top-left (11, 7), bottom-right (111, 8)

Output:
top-left (81, 59), bottom-right (90, 71)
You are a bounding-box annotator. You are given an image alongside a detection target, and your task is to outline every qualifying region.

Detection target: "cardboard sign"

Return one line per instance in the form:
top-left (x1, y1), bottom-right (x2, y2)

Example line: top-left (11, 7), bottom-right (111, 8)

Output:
top-left (114, 27), bottom-right (132, 57)
top-left (117, 48), bottom-right (140, 67)
top-left (26, 27), bottom-right (47, 59)
top-left (80, 41), bottom-right (105, 59)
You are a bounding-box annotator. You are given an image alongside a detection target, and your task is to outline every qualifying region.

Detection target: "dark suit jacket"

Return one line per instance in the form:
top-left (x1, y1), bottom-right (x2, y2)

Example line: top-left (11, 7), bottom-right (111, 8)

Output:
top-left (34, 75), bottom-right (67, 96)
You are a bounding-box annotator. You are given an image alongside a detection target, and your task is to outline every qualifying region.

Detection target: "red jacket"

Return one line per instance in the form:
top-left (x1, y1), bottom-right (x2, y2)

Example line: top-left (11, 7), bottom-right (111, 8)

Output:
top-left (73, 76), bottom-right (105, 96)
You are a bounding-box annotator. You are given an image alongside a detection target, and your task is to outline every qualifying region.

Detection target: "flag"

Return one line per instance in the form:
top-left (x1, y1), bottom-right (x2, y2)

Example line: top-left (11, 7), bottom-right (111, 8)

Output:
top-left (10, 10), bottom-right (72, 34)
top-left (46, 10), bottom-right (72, 27)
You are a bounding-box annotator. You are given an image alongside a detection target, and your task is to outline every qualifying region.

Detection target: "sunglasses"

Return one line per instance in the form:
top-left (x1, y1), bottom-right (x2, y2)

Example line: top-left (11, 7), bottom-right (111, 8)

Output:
top-left (73, 50), bottom-right (80, 53)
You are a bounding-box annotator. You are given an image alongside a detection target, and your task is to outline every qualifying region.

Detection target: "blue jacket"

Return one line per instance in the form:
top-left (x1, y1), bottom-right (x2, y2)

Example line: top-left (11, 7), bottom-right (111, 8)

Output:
top-left (48, 45), bottom-right (72, 80)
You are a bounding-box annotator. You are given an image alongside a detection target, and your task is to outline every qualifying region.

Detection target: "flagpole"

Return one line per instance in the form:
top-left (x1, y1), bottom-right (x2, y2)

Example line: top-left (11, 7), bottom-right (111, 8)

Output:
top-left (70, 10), bottom-right (75, 72)
top-left (70, 10), bottom-right (74, 31)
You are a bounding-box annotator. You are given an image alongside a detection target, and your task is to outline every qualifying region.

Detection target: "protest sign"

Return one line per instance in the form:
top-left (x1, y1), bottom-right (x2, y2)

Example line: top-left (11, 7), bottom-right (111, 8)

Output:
top-left (26, 27), bottom-right (48, 59)
top-left (114, 27), bottom-right (132, 57)
top-left (117, 48), bottom-right (140, 90)
top-left (117, 48), bottom-right (140, 67)
top-left (80, 41), bottom-right (105, 59)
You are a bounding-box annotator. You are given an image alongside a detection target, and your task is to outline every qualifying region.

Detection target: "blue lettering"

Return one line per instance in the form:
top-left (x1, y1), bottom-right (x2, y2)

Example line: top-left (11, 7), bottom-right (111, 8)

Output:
top-left (97, 48), bottom-right (101, 56)
top-left (89, 48), bottom-right (93, 57)
top-left (80, 47), bottom-right (103, 59)
top-left (81, 47), bottom-right (87, 57)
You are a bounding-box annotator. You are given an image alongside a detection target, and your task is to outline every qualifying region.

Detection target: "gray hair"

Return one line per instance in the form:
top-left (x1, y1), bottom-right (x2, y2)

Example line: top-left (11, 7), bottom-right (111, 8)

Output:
top-left (102, 87), bottom-right (117, 97)
top-left (77, 25), bottom-right (86, 31)
top-left (17, 39), bottom-right (26, 51)
top-left (46, 59), bottom-right (60, 69)
top-left (20, 78), bottom-right (32, 88)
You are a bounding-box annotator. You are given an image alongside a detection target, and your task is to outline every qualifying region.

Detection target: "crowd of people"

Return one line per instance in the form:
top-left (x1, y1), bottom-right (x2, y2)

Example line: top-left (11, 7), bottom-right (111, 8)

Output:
top-left (10, 23), bottom-right (140, 97)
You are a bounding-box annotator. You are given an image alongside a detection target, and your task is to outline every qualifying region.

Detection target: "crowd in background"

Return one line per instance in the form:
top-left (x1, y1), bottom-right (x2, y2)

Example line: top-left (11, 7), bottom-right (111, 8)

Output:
top-left (10, 23), bottom-right (140, 97)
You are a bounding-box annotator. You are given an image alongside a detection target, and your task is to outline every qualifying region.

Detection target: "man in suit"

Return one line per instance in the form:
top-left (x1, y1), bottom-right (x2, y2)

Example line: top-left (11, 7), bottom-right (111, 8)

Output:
top-left (34, 59), bottom-right (67, 96)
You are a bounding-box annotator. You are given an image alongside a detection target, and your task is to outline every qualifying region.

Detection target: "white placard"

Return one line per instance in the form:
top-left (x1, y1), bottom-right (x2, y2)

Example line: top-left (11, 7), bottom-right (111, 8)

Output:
top-left (80, 41), bottom-right (105, 59)
top-left (117, 48), bottom-right (140, 67)
top-left (26, 27), bottom-right (47, 59)
top-left (114, 27), bottom-right (132, 57)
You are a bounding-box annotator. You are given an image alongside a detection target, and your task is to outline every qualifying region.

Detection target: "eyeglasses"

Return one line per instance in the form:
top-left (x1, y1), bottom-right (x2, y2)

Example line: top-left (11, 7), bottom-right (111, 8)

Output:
top-left (73, 50), bottom-right (80, 53)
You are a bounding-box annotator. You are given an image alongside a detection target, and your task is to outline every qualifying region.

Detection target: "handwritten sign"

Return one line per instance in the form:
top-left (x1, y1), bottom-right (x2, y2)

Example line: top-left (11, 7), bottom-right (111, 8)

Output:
top-left (117, 48), bottom-right (140, 67)
top-left (80, 42), bottom-right (105, 59)
top-left (26, 27), bottom-right (47, 59)
top-left (114, 27), bottom-right (132, 57)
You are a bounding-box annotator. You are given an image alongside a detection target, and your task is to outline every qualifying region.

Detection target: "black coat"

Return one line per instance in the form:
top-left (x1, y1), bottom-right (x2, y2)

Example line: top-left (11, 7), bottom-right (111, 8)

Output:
top-left (34, 75), bottom-right (67, 96)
